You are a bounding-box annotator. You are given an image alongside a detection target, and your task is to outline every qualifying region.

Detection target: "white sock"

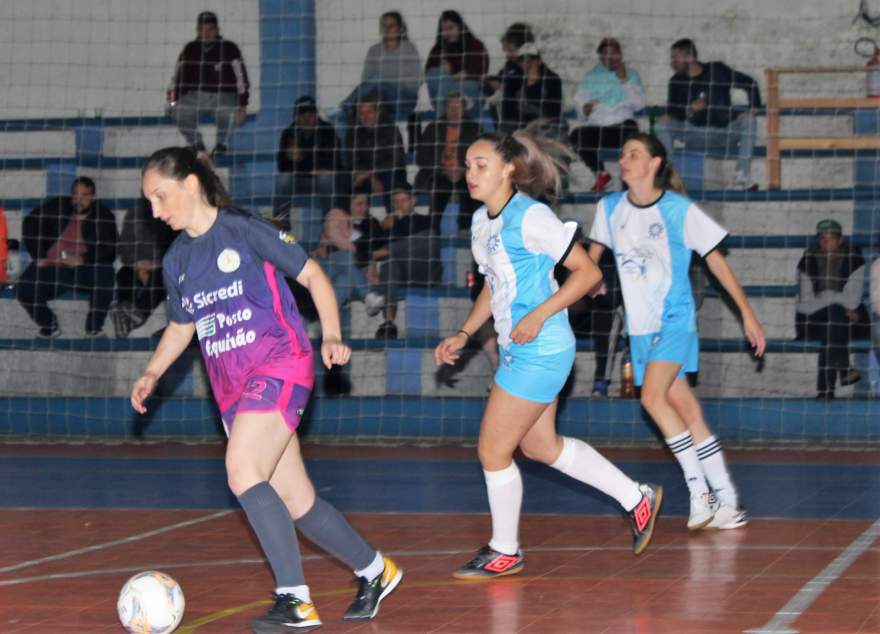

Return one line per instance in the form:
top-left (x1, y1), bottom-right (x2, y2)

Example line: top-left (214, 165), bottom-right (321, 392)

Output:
top-left (354, 550), bottom-right (385, 581)
top-left (275, 585), bottom-right (311, 604)
top-left (696, 435), bottom-right (739, 508)
top-left (484, 462), bottom-right (522, 556)
top-left (665, 431), bottom-right (709, 497)
top-left (550, 437), bottom-right (643, 511)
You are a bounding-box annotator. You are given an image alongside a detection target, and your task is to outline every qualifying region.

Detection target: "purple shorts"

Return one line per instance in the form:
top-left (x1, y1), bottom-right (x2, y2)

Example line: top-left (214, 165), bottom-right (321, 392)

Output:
top-left (221, 375), bottom-right (312, 434)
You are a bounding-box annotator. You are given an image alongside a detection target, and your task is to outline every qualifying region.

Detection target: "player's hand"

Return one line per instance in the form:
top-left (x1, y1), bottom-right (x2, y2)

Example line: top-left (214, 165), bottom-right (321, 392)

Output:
top-left (131, 372), bottom-right (158, 414)
top-left (321, 337), bottom-right (351, 369)
top-left (435, 332), bottom-right (468, 366)
top-left (235, 106), bottom-right (247, 127)
top-left (743, 313), bottom-right (766, 357)
top-left (588, 281), bottom-right (608, 298)
top-left (510, 312), bottom-right (545, 345)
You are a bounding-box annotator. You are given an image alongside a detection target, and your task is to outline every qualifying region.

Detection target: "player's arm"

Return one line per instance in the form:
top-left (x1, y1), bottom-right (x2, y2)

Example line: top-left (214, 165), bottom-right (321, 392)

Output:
top-left (704, 250), bottom-right (766, 357)
top-left (296, 258), bottom-right (351, 369)
top-left (510, 242), bottom-right (601, 344)
top-left (435, 282), bottom-right (492, 366)
top-left (131, 321), bottom-right (195, 413)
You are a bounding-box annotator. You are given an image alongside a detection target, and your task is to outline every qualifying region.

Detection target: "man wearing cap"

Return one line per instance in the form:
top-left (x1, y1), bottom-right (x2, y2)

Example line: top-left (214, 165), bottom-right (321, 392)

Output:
top-left (275, 96), bottom-right (341, 248)
top-left (795, 219), bottom-right (871, 400)
top-left (168, 11), bottom-right (250, 157)
top-left (499, 42), bottom-right (562, 134)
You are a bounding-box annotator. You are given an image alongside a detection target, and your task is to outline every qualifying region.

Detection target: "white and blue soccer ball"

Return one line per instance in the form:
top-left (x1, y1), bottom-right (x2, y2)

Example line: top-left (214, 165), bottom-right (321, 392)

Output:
top-left (117, 571), bottom-right (185, 633)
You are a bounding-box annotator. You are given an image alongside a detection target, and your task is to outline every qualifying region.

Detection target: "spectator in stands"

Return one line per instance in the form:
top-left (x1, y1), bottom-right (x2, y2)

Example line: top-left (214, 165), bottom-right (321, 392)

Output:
top-left (484, 23), bottom-right (535, 129)
top-left (347, 93), bottom-right (407, 198)
top-left (871, 257), bottom-right (880, 387)
top-left (424, 10), bottom-right (489, 119)
top-left (655, 38), bottom-right (760, 190)
top-left (168, 11), bottom-right (249, 157)
top-left (371, 182), bottom-right (442, 339)
top-left (499, 43), bottom-right (563, 135)
top-left (338, 10), bottom-right (421, 130)
top-left (415, 92), bottom-right (481, 233)
top-left (570, 38), bottom-right (644, 193)
top-left (795, 219), bottom-right (871, 400)
top-left (17, 177), bottom-right (117, 338)
top-left (111, 198), bottom-right (175, 338)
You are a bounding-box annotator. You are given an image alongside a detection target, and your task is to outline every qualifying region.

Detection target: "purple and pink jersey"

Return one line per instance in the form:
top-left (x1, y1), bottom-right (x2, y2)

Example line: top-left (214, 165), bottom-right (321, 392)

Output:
top-left (162, 208), bottom-right (313, 416)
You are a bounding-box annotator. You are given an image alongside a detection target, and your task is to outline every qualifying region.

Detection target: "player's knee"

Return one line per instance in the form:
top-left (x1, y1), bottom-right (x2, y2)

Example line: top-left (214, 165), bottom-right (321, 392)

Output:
top-left (226, 458), bottom-right (262, 496)
top-left (519, 439), bottom-right (554, 464)
top-left (477, 441), bottom-right (512, 470)
top-left (640, 386), bottom-right (666, 414)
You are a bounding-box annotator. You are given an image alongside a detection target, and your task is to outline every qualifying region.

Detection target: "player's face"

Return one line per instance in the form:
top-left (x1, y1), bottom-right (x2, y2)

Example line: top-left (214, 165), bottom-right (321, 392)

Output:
top-left (465, 139), bottom-right (514, 203)
top-left (619, 140), bottom-right (661, 187)
top-left (142, 169), bottom-right (199, 231)
top-left (71, 183), bottom-right (95, 214)
top-left (350, 194), bottom-right (369, 218)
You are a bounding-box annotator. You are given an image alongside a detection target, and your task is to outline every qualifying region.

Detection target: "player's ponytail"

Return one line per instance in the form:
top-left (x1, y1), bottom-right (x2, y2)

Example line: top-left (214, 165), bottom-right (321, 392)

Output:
top-left (626, 132), bottom-right (688, 195)
top-left (142, 146), bottom-right (233, 208)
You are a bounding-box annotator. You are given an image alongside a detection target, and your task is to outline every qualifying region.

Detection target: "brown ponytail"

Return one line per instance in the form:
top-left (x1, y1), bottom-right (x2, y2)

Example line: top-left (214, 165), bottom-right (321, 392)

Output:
top-left (626, 132), bottom-right (688, 195)
top-left (142, 146), bottom-right (234, 208)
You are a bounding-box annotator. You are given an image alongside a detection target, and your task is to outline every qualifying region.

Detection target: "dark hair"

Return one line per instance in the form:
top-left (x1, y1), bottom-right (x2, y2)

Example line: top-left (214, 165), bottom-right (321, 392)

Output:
top-left (380, 11), bottom-right (408, 40)
top-left (351, 181), bottom-right (372, 198)
top-left (624, 132), bottom-right (687, 194)
top-left (435, 10), bottom-right (476, 47)
top-left (474, 124), bottom-right (572, 200)
top-left (671, 38), bottom-right (698, 59)
top-left (596, 37), bottom-right (622, 55)
top-left (501, 22), bottom-right (534, 49)
top-left (71, 176), bottom-right (96, 194)
top-left (142, 146), bottom-right (233, 207)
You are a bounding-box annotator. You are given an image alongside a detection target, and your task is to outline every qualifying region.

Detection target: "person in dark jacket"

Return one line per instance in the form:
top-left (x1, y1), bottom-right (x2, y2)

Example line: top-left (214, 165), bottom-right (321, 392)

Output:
top-left (346, 93), bottom-right (406, 197)
top-left (655, 38), bottom-right (760, 190)
top-left (499, 42), bottom-right (563, 134)
top-left (424, 10), bottom-right (489, 118)
top-left (111, 198), bottom-right (176, 338)
top-left (168, 11), bottom-right (250, 157)
top-left (17, 177), bottom-right (117, 337)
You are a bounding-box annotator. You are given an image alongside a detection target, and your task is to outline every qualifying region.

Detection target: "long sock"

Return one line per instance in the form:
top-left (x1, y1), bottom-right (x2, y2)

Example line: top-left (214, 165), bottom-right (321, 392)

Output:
top-left (295, 496), bottom-right (376, 573)
top-left (354, 551), bottom-right (385, 581)
top-left (485, 462), bottom-right (522, 556)
top-left (276, 585), bottom-right (311, 603)
top-left (550, 437), bottom-right (643, 511)
top-left (238, 481), bottom-right (305, 589)
top-left (696, 435), bottom-right (739, 508)
top-left (665, 431), bottom-right (709, 497)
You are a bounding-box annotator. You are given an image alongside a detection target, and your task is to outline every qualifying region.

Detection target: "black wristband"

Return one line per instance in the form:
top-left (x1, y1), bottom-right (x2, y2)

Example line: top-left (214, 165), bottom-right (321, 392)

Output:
top-left (457, 329), bottom-right (471, 339)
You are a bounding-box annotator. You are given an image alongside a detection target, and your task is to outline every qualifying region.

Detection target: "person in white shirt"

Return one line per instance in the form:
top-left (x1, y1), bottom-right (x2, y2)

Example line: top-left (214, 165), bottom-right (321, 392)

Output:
top-left (569, 38), bottom-right (646, 193)
top-left (588, 132), bottom-right (766, 530)
top-left (871, 258), bottom-right (880, 382)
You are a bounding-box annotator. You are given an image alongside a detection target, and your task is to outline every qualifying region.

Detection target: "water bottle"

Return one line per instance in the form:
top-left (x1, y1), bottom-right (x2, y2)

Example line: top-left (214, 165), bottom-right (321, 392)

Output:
top-left (620, 350), bottom-right (635, 399)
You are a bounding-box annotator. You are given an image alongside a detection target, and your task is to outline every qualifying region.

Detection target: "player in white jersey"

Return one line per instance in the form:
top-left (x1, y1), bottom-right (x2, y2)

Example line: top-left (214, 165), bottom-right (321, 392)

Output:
top-left (435, 131), bottom-right (663, 579)
top-left (588, 133), bottom-right (766, 530)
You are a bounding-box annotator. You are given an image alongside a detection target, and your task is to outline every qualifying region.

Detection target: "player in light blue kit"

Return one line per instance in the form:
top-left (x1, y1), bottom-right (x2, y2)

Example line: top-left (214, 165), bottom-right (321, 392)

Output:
top-left (588, 133), bottom-right (766, 530)
top-left (435, 131), bottom-right (663, 578)
top-left (130, 147), bottom-right (401, 633)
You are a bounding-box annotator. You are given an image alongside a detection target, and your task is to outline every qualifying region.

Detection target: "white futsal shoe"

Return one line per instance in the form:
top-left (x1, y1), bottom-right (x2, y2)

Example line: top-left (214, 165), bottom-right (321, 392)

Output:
top-left (687, 491), bottom-right (719, 530)
top-left (705, 503), bottom-right (749, 530)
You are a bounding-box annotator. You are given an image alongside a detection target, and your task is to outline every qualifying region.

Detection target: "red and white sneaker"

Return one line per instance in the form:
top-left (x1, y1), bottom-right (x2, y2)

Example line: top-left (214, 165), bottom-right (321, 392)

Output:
top-left (628, 482), bottom-right (663, 555)
top-left (452, 545), bottom-right (524, 579)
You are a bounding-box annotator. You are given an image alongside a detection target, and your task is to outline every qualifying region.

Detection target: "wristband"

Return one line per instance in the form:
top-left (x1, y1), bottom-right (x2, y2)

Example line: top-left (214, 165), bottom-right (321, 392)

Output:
top-left (456, 329), bottom-right (471, 339)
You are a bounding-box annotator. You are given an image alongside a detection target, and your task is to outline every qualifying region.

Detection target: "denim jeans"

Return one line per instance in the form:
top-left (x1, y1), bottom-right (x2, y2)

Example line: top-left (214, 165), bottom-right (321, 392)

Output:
top-left (173, 90), bottom-right (238, 148)
top-left (425, 67), bottom-right (482, 120)
top-left (655, 112), bottom-right (756, 178)
top-left (17, 262), bottom-right (115, 332)
top-left (313, 250), bottom-right (369, 335)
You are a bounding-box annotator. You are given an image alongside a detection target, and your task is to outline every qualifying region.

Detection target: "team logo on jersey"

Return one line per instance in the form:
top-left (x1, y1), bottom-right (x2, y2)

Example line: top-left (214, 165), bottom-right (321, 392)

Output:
top-left (278, 230), bottom-right (297, 244)
top-left (619, 248), bottom-right (652, 277)
top-left (195, 314), bottom-right (216, 340)
top-left (181, 296), bottom-right (195, 315)
top-left (648, 223), bottom-right (664, 239)
top-left (178, 273), bottom-right (186, 284)
top-left (217, 248), bottom-right (241, 273)
top-left (487, 234), bottom-right (501, 253)
top-left (651, 333), bottom-right (663, 347)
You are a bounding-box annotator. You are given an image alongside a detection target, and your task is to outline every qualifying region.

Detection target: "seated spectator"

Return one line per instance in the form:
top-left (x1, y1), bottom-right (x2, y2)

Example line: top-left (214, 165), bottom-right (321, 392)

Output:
top-left (111, 198), bottom-right (175, 338)
top-left (655, 38), bottom-right (760, 190)
top-left (484, 23), bottom-right (535, 129)
top-left (168, 11), bottom-right (249, 157)
top-left (371, 182), bottom-right (442, 339)
top-left (872, 257), bottom-right (880, 385)
top-left (311, 186), bottom-right (387, 324)
top-left (424, 10), bottom-right (489, 119)
top-left (795, 219), bottom-right (871, 400)
top-left (569, 38), bottom-right (644, 193)
top-left (338, 10), bottom-right (421, 130)
top-left (17, 177), bottom-right (117, 337)
top-left (347, 93), bottom-right (407, 198)
top-left (414, 92), bottom-right (480, 233)
top-left (499, 43), bottom-right (563, 135)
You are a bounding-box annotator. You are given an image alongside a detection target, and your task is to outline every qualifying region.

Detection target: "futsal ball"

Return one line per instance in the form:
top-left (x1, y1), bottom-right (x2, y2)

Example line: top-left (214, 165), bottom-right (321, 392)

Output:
top-left (117, 571), bottom-right (185, 633)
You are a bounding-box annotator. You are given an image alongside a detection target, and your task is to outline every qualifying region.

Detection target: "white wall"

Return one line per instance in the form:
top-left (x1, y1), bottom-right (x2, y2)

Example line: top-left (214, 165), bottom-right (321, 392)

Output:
top-left (316, 0), bottom-right (874, 109)
top-left (0, 0), bottom-right (261, 118)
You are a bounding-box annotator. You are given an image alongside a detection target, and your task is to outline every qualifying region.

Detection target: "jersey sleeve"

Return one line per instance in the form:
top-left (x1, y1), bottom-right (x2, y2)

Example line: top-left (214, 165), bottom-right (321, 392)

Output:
top-left (244, 214), bottom-right (310, 280)
top-left (521, 203), bottom-right (578, 263)
top-left (162, 255), bottom-right (193, 324)
top-left (588, 199), bottom-right (612, 248)
top-left (683, 203), bottom-right (728, 257)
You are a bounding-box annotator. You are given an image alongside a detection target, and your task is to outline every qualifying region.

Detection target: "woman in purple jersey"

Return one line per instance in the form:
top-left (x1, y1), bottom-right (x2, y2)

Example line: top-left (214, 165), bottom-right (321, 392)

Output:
top-left (130, 147), bottom-right (401, 633)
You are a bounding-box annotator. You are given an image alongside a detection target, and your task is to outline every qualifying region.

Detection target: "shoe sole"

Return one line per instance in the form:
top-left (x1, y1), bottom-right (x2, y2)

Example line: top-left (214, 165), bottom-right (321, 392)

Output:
top-left (251, 619), bottom-right (322, 633)
top-left (703, 518), bottom-right (748, 530)
top-left (342, 568), bottom-right (403, 621)
top-left (687, 514), bottom-right (715, 530)
top-left (633, 485), bottom-right (663, 556)
top-left (451, 562), bottom-right (524, 580)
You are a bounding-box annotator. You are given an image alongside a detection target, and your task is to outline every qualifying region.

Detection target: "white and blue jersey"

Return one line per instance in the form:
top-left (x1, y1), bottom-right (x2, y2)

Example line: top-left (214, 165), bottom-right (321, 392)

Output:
top-left (589, 191), bottom-right (727, 383)
top-left (471, 192), bottom-right (578, 402)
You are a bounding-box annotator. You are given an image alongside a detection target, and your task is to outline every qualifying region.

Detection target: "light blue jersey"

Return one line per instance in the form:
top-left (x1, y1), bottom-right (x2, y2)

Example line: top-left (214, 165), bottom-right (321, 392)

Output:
top-left (471, 192), bottom-right (578, 355)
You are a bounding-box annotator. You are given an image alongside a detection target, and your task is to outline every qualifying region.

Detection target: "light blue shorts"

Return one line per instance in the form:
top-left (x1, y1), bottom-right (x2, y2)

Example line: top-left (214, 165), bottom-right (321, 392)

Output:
top-left (630, 326), bottom-right (699, 387)
top-left (494, 345), bottom-right (576, 404)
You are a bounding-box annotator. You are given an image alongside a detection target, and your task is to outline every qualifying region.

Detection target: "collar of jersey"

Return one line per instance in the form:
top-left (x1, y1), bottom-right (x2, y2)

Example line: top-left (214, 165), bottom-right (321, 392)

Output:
top-left (487, 191), bottom-right (518, 220)
top-left (625, 190), bottom-right (665, 209)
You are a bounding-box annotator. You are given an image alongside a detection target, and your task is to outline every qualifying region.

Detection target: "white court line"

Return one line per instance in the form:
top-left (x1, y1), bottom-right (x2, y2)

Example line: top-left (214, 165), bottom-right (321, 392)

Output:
top-left (0, 510), bottom-right (233, 575)
top-left (4, 542), bottom-right (879, 588)
top-left (746, 517), bottom-right (880, 634)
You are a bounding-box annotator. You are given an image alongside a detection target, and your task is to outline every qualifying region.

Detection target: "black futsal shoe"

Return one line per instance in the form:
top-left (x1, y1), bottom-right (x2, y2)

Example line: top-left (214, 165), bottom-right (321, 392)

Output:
top-left (250, 593), bottom-right (321, 633)
top-left (452, 545), bottom-right (524, 579)
top-left (629, 482), bottom-right (663, 555)
top-left (343, 556), bottom-right (403, 620)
